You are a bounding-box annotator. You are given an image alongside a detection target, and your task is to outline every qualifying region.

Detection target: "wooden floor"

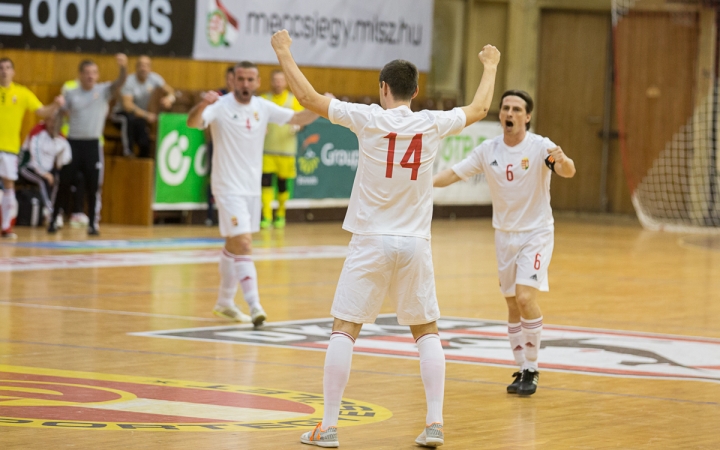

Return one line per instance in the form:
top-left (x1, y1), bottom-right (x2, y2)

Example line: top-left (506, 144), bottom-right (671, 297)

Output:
top-left (1, 215), bottom-right (719, 449)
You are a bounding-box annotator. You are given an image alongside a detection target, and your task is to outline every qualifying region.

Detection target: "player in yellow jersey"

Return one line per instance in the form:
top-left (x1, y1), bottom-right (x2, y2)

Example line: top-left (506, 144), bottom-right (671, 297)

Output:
top-left (0, 58), bottom-right (63, 238)
top-left (260, 70), bottom-right (304, 229)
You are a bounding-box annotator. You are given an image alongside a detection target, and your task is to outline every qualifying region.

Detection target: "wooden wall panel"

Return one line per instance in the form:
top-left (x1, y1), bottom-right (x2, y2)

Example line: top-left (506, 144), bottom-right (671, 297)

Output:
top-left (465, 0), bottom-right (508, 112)
top-left (536, 10), bottom-right (611, 212)
top-left (614, 12), bottom-right (699, 193)
top-left (1, 49), bottom-right (427, 142)
top-left (101, 156), bottom-right (154, 226)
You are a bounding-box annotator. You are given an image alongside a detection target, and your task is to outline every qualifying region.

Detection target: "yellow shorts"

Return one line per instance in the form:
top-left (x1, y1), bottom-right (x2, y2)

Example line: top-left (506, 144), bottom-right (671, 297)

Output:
top-left (263, 154), bottom-right (297, 179)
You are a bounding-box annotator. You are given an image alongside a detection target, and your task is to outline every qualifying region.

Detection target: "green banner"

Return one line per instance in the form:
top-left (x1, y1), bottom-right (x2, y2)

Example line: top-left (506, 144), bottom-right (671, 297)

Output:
top-left (154, 113), bottom-right (209, 209)
top-left (295, 118), bottom-right (359, 199)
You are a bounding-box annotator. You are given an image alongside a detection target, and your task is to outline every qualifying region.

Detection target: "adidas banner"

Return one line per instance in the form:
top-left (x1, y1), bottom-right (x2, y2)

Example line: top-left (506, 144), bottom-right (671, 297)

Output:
top-left (0, 0), bottom-right (195, 57)
top-left (192, 0), bottom-right (434, 71)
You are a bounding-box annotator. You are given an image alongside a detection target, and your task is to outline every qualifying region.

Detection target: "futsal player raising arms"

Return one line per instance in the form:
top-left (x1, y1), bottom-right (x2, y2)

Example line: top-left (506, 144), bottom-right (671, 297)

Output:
top-left (187, 61), bottom-right (319, 326)
top-left (271, 29), bottom-right (500, 448)
top-left (434, 90), bottom-right (576, 396)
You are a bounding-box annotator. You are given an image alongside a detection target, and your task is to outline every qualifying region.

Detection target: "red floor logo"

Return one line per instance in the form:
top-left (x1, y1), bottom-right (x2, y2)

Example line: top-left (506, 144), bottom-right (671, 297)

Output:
top-left (133, 315), bottom-right (720, 384)
top-left (0, 366), bottom-right (390, 431)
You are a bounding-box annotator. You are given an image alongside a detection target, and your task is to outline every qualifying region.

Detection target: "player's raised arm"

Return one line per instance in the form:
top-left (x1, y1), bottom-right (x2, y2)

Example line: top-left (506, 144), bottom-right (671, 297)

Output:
top-left (547, 146), bottom-right (576, 178)
top-left (187, 90), bottom-right (220, 129)
top-left (272, 30), bottom-right (331, 119)
top-left (461, 45), bottom-right (501, 127)
top-left (433, 169), bottom-right (462, 188)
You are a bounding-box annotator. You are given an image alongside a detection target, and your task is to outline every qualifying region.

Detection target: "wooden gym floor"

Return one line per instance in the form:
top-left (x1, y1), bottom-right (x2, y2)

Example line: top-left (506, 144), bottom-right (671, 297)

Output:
top-left (1, 215), bottom-right (719, 449)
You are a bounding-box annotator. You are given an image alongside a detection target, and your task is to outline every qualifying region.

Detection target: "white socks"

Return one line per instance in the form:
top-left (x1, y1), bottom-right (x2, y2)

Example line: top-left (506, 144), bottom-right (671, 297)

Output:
top-left (219, 249), bottom-right (261, 310)
top-left (508, 322), bottom-right (526, 366)
top-left (1, 188), bottom-right (16, 231)
top-left (216, 250), bottom-right (239, 308)
top-left (521, 316), bottom-right (543, 371)
top-left (417, 333), bottom-right (445, 425)
top-left (322, 332), bottom-right (355, 429)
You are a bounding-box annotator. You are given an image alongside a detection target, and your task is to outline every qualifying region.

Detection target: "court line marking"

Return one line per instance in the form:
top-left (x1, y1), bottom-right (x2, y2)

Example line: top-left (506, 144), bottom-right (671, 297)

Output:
top-left (0, 301), bottom-right (223, 322)
top-left (1, 338), bottom-right (718, 408)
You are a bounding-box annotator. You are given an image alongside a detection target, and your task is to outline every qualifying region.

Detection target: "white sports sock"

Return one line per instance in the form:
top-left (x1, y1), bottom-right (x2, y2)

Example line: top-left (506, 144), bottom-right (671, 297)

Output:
top-left (1, 189), bottom-right (16, 230)
top-left (417, 333), bottom-right (445, 425)
top-left (321, 332), bottom-right (355, 429)
top-left (216, 250), bottom-right (238, 308)
top-left (222, 249), bottom-right (261, 310)
top-left (522, 316), bottom-right (543, 371)
top-left (508, 322), bottom-right (526, 367)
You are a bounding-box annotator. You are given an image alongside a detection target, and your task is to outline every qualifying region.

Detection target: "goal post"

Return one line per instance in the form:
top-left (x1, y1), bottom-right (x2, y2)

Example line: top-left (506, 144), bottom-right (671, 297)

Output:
top-left (613, 0), bottom-right (720, 232)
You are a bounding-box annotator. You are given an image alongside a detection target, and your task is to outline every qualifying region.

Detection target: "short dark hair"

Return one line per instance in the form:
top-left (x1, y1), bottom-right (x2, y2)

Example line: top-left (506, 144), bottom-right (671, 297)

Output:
top-left (226, 66), bottom-right (235, 75)
top-left (379, 60), bottom-right (419, 101)
top-left (78, 59), bottom-right (96, 72)
top-left (234, 61), bottom-right (258, 70)
top-left (500, 90), bottom-right (534, 130)
top-left (0, 57), bottom-right (13, 68)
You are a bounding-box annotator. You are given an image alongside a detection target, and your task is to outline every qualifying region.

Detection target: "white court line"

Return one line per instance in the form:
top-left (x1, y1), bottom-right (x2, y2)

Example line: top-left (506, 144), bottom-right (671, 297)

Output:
top-left (0, 301), bottom-right (224, 322)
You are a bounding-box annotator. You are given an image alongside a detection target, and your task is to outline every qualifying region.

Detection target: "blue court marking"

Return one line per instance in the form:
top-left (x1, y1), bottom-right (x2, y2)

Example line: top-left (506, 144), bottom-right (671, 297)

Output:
top-left (9, 238), bottom-right (226, 251)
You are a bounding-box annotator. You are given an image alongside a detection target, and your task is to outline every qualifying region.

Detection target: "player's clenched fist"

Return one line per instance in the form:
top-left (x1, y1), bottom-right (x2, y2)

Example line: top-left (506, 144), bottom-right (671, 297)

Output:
top-left (478, 45), bottom-right (500, 67)
top-left (116, 53), bottom-right (128, 68)
top-left (547, 147), bottom-right (567, 164)
top-left (271, 30), bottom-right (293, 51)
top-left (202, 90), bottom-right (220, 105)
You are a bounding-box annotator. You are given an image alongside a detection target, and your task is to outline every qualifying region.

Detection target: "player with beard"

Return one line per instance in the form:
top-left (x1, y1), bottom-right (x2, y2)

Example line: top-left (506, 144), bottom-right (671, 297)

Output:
top-left (187, 61), bottom-right (320, 325)
top-left (434, 90), bottom-right (576, 396)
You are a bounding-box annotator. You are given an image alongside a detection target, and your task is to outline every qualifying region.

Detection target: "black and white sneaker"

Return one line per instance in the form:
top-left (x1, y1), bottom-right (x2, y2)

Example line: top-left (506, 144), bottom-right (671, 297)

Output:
top-left (87, 227), bottom-right (100, 236)
top-left (517, 369), bottom-right (539, 396)
top-left (507, 371), bottom-right (523, 394)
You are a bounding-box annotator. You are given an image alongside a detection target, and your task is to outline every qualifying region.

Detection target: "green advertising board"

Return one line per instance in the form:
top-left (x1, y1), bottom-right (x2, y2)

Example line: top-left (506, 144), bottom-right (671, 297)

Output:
top-left (295, 118), bottom-right (359, 199)
top-left (154, 113), bottom-right (210, 209)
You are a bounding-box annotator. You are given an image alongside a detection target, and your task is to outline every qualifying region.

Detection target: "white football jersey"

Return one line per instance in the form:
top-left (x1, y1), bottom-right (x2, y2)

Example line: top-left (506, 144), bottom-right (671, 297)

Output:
top-left (328, 99), bottom-right (466, 239)
top-left (452, 133), bottom-right (556, 232)
top-left (203, 94), bottom-right (294, 196)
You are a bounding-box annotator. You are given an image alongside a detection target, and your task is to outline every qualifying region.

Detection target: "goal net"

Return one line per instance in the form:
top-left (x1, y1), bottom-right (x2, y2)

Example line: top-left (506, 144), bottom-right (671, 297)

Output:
top-left (613, 0), bottom-right (720, 232)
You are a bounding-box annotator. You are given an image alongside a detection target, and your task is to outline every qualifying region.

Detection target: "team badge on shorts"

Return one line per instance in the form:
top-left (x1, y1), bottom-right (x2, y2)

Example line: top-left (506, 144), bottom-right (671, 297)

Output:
top-left (231, 217), bottom-right (238, 227)
top-left (521, 157), bottom-right (530, 170)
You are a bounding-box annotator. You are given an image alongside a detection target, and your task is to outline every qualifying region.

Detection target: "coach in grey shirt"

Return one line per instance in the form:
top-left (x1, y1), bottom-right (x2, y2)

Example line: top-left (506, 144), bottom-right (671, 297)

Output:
top-left (113, 55), bottom-right (176, 158)
top-left (49, 54), bottom-right (127, 236)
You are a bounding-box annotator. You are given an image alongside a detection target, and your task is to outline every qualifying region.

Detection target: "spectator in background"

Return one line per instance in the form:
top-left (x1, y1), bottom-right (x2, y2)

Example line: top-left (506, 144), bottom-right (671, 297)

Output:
top-left (260, 70), bottom-right (304, 229)
top-left (113, 55), bottom-right (176, 158)
top-left (205, 66), bottom-right (235, 226)
top-left (0, 57), bottom-right (64, 239)
top-left (49, 54), bottom-right (128, 235)
top-left (18, 111), bottom-right (71, 224)
top-left (57, 78), bottom-right (88, 229)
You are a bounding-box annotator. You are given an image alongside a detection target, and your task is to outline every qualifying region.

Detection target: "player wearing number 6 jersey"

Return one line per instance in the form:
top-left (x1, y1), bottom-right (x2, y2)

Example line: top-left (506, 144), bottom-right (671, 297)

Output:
top-left (434, 90), bottom-right (576, 396)
top-left (272, 29), bottom-right (500, 448)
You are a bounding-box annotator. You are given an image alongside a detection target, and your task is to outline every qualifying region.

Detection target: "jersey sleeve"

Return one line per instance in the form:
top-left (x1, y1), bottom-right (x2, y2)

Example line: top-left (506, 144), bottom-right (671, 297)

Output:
top-left (25, 88), bottom-right (43, 113)
top-left (327, 99), bottom-right (374, 133)
top-left (201, 102), bottom-right (220, 128)
top-left (100, 82), bottom-right (114, 100)
top-left (452, 142), bottom-right (487, 180)
top-left (431, 108), bottom-right (467, 139)
top-left (264, 98), bottom-right (295, 125)
top-left (151, 72), bottom-right (166, 89)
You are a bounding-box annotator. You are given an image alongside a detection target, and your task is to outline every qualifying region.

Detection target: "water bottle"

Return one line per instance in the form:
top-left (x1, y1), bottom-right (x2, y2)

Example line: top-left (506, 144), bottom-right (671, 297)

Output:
top-left (30, 198), bottom-right (40, 227)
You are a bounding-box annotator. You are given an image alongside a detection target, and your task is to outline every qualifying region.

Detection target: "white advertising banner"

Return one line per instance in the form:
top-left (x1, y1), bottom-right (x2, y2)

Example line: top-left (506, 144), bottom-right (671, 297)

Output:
top-left (193, 0), bottom-right (434, 71)
top-left (433, 121), bottom-right (503, 205)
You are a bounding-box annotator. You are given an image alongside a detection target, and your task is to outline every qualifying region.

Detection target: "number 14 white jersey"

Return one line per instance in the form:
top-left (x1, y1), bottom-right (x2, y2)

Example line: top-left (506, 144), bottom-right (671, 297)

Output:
top-left (452, 132), bottom-right (557, 232)
top-left (328, 99), bottom-right (466, 239)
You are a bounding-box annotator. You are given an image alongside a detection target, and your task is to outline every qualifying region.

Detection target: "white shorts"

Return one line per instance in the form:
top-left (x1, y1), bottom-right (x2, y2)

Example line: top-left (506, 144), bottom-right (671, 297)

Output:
top-left (495, 226), bottom-right (554, 297)
top-left (214, 194), bottom-right (261, 237)
top-left (0, 152), bottom-right (18, 181)
top-left (331, 234), bottom-right (440, 326)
